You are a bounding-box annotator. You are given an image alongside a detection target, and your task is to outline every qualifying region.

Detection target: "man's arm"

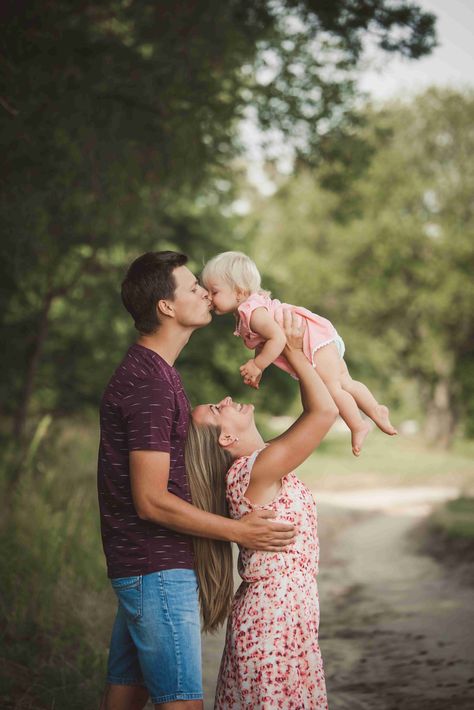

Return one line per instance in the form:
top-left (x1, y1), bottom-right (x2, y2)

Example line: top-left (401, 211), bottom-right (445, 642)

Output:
top-left (130, 450), bottom-right (295, 551)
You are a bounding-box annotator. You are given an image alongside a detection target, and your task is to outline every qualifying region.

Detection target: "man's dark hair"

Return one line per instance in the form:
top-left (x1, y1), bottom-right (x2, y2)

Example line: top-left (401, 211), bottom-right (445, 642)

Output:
top-left (121, 251), bottom-right (188, 333)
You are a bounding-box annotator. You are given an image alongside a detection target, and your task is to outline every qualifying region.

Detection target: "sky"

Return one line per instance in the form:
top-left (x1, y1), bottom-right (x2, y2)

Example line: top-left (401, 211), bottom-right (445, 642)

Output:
top-left (240, 0), bottom-right (474, 197)
top-left (359, 0), bottom-right (474, 100)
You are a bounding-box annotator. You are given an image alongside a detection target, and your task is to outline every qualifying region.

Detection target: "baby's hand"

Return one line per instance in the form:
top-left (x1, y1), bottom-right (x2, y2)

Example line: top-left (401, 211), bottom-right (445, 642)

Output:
top-left (240, 359), bottom-right (262, 389)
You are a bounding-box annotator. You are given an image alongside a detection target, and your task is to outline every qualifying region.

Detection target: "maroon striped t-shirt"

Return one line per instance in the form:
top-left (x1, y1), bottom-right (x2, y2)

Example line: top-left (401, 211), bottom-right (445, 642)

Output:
top-left (97, 343), bottom-right (194, 578)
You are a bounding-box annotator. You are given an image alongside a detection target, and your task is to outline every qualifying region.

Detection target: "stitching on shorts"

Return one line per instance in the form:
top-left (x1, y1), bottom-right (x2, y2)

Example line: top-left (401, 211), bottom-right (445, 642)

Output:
top-left (111, 575), bottom-right (143, 621)
top-left (150, 692), bottom-right (203, 703)
top-left (159, 572), bottom-right (183, 692)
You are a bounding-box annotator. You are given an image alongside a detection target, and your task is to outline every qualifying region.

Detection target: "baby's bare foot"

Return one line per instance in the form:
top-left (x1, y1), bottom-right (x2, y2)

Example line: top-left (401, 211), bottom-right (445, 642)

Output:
top-left (351, 422), bottom-right (371, 457)
top-left (374, 405), bottom-right (398, 436)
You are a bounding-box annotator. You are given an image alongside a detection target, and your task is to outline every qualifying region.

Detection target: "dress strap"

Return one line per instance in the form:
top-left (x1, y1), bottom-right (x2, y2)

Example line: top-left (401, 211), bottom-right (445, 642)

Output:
top-left (246, 445), bottom-right (268, 473)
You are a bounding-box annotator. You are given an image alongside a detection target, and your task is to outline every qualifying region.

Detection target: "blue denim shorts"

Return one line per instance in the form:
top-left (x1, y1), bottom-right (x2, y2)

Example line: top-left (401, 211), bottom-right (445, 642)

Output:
top-left (106, 568), bottom-right (203, 705)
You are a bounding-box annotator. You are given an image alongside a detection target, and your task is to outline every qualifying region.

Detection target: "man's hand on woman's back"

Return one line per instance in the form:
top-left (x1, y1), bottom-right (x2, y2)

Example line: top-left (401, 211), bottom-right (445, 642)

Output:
top-left (235, 510), bottom-right (295, 551)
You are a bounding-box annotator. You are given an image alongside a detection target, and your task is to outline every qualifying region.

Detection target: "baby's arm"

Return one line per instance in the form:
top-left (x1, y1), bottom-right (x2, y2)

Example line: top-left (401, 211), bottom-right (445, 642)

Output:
top-left (252, 308), bottom-right (287, 369)
top-left (240, 307), bottom-right (286, 388)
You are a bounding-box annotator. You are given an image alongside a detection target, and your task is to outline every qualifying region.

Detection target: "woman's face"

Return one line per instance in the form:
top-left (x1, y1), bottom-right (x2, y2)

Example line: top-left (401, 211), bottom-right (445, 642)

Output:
top-left (192, 396), bottom-right (255, 434)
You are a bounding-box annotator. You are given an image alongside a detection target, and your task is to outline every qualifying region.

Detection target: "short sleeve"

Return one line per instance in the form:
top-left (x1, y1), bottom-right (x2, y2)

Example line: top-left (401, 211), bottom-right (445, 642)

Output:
top-left (122, 376), bottom-right (175, 452)
top-left (237, 293), bottom-right (270, 336)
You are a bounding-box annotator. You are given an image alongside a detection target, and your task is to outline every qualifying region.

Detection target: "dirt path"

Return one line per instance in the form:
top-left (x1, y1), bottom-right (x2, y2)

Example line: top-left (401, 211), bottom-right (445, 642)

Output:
top-left (201, 488), bottom-right (474, 709)
top-left (318, 490), bottom-right (474, 709)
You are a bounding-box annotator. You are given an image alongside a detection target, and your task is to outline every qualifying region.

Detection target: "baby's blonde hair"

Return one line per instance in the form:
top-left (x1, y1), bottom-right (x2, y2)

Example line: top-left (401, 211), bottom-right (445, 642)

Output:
top-left (201, 251), bottom-right (262, 295)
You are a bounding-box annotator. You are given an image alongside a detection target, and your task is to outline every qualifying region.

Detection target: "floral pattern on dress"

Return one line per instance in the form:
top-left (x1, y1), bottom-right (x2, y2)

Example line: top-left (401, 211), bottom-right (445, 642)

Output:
top-left (214, 450), bottom-right (328, 710)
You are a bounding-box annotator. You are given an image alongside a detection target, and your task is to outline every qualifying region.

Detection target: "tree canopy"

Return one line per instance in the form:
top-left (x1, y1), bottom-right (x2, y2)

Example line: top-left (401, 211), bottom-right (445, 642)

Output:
top-left (0, 0), bottom-right (436, 438)
top-left (251, 88), bottom-right (474, 445)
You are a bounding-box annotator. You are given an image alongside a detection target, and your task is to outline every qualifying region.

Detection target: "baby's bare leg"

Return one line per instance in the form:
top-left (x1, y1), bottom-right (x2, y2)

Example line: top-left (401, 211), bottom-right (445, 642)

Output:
top-left (313, 343), bottom-right (370, 456)
top-left (339, 359), bottom-right (397, 436)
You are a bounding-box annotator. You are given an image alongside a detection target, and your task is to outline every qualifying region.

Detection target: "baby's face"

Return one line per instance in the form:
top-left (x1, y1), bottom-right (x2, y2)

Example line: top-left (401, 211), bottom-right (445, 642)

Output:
top-left (206, 280), bottom-right (240, 314)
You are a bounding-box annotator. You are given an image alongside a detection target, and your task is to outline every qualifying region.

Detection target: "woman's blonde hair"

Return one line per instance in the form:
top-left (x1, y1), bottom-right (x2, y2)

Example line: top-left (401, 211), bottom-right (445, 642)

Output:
top-left (185, 418), bottom-right (234, 633)
top-left (201, 251), bottom-right (263, 295)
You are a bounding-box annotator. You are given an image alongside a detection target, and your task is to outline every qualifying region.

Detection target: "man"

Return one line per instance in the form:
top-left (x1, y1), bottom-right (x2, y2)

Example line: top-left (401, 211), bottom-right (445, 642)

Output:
top-left (98, 251), bottom-right (295, 710)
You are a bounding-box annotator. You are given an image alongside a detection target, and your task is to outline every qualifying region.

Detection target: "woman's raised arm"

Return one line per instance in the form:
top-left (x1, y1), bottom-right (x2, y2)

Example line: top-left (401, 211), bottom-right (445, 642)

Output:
top-left (250, 310), bottom-right (339, 489)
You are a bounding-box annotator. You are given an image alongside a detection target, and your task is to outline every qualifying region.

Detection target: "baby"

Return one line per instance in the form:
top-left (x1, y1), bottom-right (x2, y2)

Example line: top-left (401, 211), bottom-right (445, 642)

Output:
top-left (202, 251), bottom-right (397, 456)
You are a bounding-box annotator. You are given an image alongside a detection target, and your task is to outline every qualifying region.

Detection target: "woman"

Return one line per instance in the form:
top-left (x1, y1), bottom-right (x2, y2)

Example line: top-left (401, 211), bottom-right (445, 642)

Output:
top-left (185, 311), bottom-right (338, 709)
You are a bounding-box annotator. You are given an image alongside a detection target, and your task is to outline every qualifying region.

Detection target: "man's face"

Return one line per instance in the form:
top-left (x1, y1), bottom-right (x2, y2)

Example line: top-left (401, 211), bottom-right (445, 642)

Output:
top-left (168, 265), bottom-right (212, 328)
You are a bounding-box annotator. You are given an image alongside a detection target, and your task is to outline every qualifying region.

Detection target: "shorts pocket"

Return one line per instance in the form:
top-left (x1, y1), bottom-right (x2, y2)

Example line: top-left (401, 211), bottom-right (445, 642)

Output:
top-left (160, 569), bottom-right (200, 623)
top-left (111, 575), bottom-right (143, 621)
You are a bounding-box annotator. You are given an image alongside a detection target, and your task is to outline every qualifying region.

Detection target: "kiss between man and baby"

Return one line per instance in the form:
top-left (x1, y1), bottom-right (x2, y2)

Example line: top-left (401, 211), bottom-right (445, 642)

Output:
top-left (98, 250), bottom-right (396, 710)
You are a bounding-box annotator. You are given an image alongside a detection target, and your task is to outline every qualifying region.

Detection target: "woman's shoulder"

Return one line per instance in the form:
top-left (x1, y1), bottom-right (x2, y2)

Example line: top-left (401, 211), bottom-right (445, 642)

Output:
top-left (226, 452), bottom-right (253, 478)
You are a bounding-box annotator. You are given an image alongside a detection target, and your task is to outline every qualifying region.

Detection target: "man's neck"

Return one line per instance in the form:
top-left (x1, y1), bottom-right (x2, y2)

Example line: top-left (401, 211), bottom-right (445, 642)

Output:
top-left (137, 326), bottom-right (192, 366)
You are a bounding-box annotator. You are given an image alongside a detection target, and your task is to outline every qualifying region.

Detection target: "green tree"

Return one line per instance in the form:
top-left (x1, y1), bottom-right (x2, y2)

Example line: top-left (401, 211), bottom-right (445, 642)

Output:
top-left (252, 88), bottom-right (474, 446)
top-left (1, 0), bottom-right (436, 443)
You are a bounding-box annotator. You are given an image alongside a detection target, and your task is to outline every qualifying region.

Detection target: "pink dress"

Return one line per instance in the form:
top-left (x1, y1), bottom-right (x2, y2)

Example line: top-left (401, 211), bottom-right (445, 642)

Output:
top-left (234, 291), bottom-right (344, 378)
top-left (215, 450), bottom-right (328, 710)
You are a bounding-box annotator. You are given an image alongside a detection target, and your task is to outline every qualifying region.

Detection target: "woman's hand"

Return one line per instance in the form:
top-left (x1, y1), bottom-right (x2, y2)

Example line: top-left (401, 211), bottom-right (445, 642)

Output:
top-left (281, 309), bottom-right (306, 358)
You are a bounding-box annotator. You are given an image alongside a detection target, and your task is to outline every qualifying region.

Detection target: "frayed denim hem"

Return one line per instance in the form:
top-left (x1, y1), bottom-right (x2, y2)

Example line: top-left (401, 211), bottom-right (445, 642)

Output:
top-left (151, 692), bottom-right (203, 703)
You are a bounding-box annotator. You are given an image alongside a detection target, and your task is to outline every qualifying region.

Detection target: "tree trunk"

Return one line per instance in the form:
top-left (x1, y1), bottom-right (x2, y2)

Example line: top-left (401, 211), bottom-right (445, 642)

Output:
top-left (11, 251), bottom-right (99, 444)
top-left (423, 377), bottom-right (457, 449)
top-left (12, 292), bottom-right (54, 441)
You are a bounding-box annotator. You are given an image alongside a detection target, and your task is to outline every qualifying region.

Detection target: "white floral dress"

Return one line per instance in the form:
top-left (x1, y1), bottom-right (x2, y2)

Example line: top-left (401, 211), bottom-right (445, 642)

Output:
top-left (214, 450), bottom-right (328, 710)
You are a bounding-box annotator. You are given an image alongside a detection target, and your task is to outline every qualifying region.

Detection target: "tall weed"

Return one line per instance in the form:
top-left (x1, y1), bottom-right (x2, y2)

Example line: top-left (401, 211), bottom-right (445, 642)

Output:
top-left (0, 418), bottom-right (114, 709)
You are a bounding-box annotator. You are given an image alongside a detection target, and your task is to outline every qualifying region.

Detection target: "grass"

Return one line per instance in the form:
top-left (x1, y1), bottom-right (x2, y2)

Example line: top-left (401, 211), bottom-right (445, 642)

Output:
top-left (420, 497), bottom-right (474, 579)
top-left (1, 415), bottom-right (474, 707)
top-left (428, 497), bottom-right (474, 539)
top-left (293, 427), bottom-right (474, 492)
top-left (0, 416), bottom-right (115, 710)
top-left (295, 424), bottom-right (474, 554)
